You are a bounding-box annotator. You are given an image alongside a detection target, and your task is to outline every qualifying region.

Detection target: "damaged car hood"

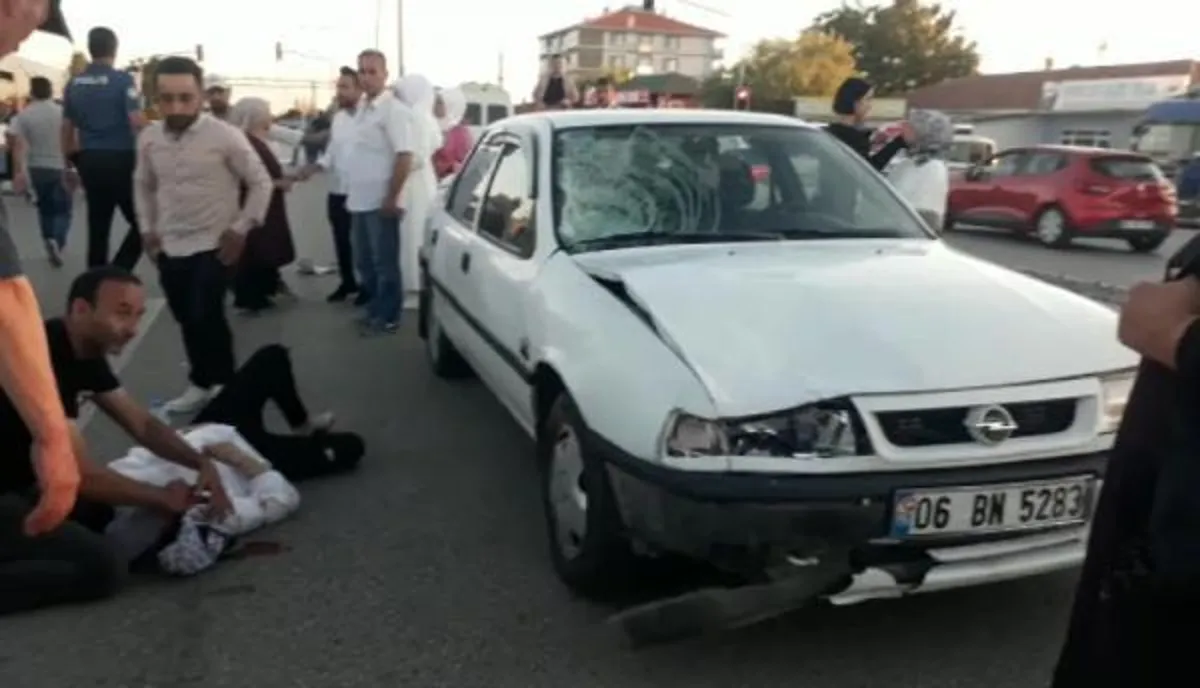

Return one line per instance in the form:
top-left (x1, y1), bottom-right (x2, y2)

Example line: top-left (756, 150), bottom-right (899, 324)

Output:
top-left (571, 240), bottom-right (1135, 417)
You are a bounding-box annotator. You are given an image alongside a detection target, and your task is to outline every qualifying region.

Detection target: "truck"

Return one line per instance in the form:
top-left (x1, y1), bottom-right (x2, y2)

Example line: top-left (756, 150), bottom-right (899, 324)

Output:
top-left (1132, 92), bottom-right (1200, 224)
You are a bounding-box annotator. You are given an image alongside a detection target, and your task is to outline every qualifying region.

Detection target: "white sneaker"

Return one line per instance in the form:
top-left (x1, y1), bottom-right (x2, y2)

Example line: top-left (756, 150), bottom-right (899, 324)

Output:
top-left (300, 411), bottom-right (336, 434)
top-left (163, 385), bottom-right (216, 414)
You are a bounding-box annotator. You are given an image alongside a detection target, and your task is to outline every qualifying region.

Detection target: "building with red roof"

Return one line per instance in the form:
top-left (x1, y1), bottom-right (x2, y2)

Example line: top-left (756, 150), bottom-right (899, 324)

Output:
top-left (537, 2), bottom-right (724, 83)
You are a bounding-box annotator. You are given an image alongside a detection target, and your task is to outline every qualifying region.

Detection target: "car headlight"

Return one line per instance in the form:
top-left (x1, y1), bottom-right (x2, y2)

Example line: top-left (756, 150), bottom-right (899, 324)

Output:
top-left (661, 400), bottom-right (868, 459)
top-left (1099, 369), bottom-right (1136, 434)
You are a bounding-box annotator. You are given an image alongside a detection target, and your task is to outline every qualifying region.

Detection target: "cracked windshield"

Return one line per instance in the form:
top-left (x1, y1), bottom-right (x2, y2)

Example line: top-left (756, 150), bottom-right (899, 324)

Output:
top-left (0, 0), bottom-right (1194, 686)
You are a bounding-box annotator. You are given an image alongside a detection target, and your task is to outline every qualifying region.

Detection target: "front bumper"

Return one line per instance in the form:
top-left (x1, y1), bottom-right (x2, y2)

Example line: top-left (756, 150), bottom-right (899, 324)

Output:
top-left (599, 435), bottom-right (1106, 603)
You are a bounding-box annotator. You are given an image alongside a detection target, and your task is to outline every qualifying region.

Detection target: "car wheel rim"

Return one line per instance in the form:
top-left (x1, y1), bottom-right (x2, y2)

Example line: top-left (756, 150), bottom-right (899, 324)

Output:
top-left (549, 423), bottom-right (588, 561)
top-left (1037, 211), bottom-right (1064, 243)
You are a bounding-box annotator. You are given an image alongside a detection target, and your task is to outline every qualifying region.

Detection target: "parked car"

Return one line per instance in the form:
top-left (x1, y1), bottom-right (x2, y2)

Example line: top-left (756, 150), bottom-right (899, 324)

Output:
top-left (418, 110), bottom-right (1135, 610)
top-left (947, 145), bottom-right (1177, 252)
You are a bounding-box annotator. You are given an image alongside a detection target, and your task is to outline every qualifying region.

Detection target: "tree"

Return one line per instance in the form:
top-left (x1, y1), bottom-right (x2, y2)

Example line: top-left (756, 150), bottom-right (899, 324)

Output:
top-left (702, 30), bottom-right (857, 108)
top-left (813, 0), bottom-right (980, 95)
top-left (67, 51), bottom-right (88, 78)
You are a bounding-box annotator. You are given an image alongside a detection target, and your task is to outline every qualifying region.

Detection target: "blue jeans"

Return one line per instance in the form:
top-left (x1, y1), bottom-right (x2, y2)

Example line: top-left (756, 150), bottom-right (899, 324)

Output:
top-left (30, 167), bottom-right (72, 246)
top-left (351, 210), bottom-right (401, 324)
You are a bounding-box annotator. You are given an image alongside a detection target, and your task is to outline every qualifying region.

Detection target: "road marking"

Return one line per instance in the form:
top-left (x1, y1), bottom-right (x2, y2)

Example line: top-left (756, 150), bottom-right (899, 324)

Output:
top-left (78, 297), bottom-right (167, 430)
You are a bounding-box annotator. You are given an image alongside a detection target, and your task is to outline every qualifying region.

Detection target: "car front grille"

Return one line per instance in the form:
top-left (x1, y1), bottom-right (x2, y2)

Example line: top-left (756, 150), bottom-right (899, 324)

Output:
top-left (875, 399), bottom-right (1078, 447)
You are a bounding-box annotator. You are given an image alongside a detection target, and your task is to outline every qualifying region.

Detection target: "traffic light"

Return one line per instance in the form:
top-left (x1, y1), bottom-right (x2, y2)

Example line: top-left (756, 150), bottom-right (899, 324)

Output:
top-left (195, 44), bottom-right (204, 62)
top-left (734, 86), bottom-right (751, 111)
top-left (275, 42), bottom-right (283, 61)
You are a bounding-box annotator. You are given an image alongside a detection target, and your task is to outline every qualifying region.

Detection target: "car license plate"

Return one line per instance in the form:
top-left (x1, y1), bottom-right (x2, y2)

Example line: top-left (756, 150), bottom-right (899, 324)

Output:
top-left (1120, 220), bottom-right (1155, 230)
top-left (890, 476), bottom-right (1094, 538)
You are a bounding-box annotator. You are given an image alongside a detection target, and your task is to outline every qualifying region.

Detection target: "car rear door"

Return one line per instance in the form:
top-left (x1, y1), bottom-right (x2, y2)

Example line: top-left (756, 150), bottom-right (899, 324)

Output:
top-left (427, 135), bottom-right (502, 354)
top-left (1005, 151), bottom-right (1069, 227)
top-left (453, 130), bottom-right (542, 426)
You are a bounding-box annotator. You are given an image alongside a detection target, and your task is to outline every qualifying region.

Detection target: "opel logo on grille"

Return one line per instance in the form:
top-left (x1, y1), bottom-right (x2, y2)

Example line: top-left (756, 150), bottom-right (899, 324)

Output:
top-left (964, 405), bottom-right (1019, 445)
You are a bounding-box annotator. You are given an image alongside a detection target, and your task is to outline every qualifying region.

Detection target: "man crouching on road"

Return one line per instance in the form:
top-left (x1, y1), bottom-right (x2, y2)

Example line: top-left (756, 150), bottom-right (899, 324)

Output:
top-left (0, 267), bottom-right (234, 616)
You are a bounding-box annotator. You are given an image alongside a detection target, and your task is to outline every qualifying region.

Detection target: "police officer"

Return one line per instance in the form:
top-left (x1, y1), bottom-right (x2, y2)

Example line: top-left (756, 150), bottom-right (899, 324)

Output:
top-left (62, 26), bottom-right (144, 270)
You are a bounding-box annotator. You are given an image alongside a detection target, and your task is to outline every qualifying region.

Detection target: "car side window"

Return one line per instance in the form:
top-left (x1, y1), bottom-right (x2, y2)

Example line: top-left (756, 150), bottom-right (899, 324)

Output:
top-left (447, 144), bottom-right (501, 227)
top-left (990, 152), bottom-right (1026, 177)
top-left (1023, 153), bottom-right (1065, 176)
top-left (477, 143), bottom-right (536, 257)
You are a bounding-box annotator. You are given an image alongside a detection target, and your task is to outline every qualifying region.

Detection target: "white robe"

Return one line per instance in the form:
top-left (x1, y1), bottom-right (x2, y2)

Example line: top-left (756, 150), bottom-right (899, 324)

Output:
top-left (106, 424), bottom-right (301, 537)
top-left (391, 76), bottom-right (443, 297)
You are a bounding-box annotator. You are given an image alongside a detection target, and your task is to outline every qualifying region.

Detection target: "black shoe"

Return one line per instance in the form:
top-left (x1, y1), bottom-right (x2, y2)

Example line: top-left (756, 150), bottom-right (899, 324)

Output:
top-left (353, 290), bottom-right (371, 307)
top-left (326, 285), bottom-right (358, 303)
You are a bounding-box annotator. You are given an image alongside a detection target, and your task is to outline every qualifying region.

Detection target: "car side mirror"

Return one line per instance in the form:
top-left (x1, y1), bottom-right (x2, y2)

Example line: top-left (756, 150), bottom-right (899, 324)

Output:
top-left (965, 166), bottom-right (983, 182)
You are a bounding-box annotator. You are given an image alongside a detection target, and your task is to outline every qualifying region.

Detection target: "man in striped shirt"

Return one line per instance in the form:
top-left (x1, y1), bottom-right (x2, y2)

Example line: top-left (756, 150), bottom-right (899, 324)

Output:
top-left (133, 56), bottom-right (272, 414)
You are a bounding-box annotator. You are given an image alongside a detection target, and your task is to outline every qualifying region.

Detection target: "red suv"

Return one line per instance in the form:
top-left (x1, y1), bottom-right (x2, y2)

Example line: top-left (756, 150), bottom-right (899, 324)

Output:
top-left (947, 145), bottom-right (1177, 252)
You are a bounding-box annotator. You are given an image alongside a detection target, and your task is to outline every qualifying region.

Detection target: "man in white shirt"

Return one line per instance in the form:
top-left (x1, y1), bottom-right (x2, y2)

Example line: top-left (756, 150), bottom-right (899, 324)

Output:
top-left (343, 49), bottom-right (413, 335)
top-left (134, 57), bottom-right (273, 413)
top-left (310, 67), bottom-right (362, 303)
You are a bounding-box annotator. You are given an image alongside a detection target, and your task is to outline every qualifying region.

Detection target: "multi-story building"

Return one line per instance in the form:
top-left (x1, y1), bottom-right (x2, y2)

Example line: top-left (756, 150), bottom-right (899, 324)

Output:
top-left (538, 2), bottom-right (723, 83)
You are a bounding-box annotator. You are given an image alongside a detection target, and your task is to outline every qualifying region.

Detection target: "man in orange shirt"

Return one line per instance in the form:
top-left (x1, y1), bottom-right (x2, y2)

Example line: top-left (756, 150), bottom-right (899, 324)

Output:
top-left (0, 0), bottom-right (86, 565)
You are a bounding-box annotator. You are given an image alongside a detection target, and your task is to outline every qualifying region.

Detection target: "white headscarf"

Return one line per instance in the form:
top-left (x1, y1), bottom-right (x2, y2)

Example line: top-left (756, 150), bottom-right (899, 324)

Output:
top-left (392, 74), bottom-right (443, 155)
top-left (437, 87), bottom-right (467, 132)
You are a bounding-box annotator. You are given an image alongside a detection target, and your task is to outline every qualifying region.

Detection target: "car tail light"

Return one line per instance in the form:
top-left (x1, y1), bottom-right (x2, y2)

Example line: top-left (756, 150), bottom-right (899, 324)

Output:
top-left (750, 164), bottom-right (770, 182)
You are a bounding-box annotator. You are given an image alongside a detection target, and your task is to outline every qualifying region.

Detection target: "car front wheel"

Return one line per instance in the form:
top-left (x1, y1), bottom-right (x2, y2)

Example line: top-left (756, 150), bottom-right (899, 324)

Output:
top-left (539, 392), bottom-right (634, 598)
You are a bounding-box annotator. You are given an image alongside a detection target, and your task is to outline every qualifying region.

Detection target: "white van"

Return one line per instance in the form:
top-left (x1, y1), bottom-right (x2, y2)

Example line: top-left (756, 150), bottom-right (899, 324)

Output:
top-left (459, 82), bottom-right (513, 142)
top-left (947, 134), bottom-right (997, 172)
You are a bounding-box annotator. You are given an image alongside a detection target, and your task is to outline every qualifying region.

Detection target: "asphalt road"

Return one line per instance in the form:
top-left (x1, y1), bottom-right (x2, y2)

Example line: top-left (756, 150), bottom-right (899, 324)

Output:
top-left (0, 183), bottom-right (1159, 687)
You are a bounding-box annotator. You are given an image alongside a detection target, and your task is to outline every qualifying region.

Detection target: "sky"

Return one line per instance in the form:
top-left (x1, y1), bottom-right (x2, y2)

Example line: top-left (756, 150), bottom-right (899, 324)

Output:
top-left (15, 0), bottom-right (1199, 109)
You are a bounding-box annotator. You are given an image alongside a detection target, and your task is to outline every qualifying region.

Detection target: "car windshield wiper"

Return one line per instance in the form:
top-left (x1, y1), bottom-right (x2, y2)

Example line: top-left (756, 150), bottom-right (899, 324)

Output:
top-left (567, 231), bottom-right (784, 251)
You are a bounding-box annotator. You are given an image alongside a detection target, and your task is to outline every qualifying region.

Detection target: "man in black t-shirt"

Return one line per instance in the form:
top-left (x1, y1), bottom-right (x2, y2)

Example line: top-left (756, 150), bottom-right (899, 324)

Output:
top-left (0, 267), bottom-right (234, 616)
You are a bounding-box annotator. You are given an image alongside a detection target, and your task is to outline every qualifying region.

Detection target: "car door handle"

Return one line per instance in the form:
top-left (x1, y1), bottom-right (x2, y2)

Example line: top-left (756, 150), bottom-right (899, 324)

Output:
top-left (460, 252), bottom-right (471, 273)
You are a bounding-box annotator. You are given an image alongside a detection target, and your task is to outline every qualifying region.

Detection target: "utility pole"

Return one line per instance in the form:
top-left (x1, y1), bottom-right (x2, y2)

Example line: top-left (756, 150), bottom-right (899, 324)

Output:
top-left (497, 51), bottom-right (505, 88)
top-left (374, 0), bottom-right (383, 50)
top-left (396, 0), bottom-right (405, 76)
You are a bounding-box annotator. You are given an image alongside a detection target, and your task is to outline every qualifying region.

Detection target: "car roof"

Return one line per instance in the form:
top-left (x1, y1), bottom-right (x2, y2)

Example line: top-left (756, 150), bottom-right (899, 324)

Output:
top-left (496, 108), bottom-right (815, 132)
top-left (1012, 144), bottom-right (1147, 158)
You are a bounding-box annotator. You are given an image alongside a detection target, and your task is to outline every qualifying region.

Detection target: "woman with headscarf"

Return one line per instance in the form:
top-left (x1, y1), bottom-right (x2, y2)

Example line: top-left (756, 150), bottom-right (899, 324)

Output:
top-left (391, 75), bottom-right (443, 298)
top-left (433, 87), bottom-right (471, 180)
top-left (886, 109), bottom-right (954, 232)
top-left (826, 76), bottom-right (911, 171)
top-left (228, 97), bottom-right (298, 314)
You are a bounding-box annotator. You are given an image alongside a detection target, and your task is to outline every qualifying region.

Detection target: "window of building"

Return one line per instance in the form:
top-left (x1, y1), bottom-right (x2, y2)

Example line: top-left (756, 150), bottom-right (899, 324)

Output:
top-left (608, 32), bottom-right (624, 45)
top-left (663, 36), bottom-right (680, 50)
top-left (608, 54), bottom-right (625, 69)
top-left (637, 56), bottom-right (653, 71)
top-left (1060, 129), bottom-right (1112, 148)
top-left (662, 57), bottom-right (679, 73)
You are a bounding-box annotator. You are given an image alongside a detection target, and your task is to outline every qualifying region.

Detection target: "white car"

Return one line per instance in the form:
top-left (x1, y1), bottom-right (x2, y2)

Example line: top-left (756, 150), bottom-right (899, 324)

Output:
top-left (417, 109), bottom-right (1136, 607)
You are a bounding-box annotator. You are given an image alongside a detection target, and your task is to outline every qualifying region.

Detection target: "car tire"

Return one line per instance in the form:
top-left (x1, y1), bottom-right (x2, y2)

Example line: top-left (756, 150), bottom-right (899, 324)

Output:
top-left (539, 391), bottom-right (635, 599)
top-left (942, 213), bottom-right (955, 232)
top-left (424, 286), bottom-right (471, 379)
top-left (1127, 233), bottom-right (1168, 254)
top-left (1033, 206), bottom-right (1072, 249)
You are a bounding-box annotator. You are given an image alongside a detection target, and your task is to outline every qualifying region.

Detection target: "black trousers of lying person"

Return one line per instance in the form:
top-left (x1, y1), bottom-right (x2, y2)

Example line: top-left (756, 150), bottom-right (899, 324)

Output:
top-left (191, 343), bottom-right (364, 482)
